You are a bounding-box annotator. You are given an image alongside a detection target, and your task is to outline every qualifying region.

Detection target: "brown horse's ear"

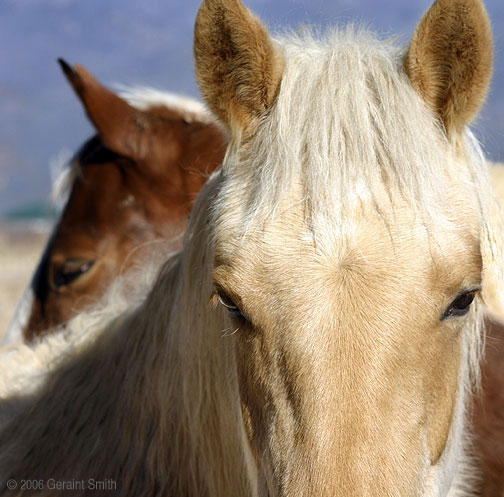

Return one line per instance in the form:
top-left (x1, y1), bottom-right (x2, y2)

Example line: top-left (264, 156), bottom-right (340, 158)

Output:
top-left (58, 58), bottom-right (151, 161)
top-left (404, 0), bottom-right (493, 135)
top-left (194, 0), bottom-right (284, 136)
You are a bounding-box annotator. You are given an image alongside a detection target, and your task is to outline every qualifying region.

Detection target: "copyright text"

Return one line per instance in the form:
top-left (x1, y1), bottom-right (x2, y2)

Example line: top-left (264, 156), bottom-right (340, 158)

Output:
top-left (5, 478), bottom-right (117, 491)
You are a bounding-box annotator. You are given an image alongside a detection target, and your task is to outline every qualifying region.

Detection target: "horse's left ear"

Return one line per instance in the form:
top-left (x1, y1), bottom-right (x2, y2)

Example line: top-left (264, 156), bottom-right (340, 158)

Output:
top-left (58, 59), bottom-right (152, 161)
top-left (194, 0), bottom-right (284, 136)
top-left (404, 0), bottom-right (493, 135)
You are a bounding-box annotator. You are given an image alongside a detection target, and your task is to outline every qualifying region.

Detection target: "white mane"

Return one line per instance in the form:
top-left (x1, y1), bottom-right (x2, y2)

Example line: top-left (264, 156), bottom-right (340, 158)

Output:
top-left (49, 148), bottom-right (75, 213)
top-left (221, 29), bottom-right (492, 234)
top-left (118, 86), bottom-right (213, 123)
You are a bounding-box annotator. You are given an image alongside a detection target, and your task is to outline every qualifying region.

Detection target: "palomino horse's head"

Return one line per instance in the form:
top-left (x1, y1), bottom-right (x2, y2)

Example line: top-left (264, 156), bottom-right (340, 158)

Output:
top-left (193, 0), bottom-right (502, 494)
top-left (12, 61), bottom-right (226, 343)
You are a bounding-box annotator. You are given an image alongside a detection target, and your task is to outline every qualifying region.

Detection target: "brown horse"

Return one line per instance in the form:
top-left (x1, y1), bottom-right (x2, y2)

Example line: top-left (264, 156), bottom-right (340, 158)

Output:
top-left (4, 60), bottom-right (226, 344)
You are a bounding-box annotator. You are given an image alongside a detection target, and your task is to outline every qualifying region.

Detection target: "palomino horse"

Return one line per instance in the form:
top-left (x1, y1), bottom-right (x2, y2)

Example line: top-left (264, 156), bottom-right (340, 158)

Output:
top-left (4, 60), bottom-right (226, 344)
top-left (0, 0), bottom-right (502, 496)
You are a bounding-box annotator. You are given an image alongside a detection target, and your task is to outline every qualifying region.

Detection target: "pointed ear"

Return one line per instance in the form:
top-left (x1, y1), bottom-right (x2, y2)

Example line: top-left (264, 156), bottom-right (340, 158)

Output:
top-left (58, 59), bottom-right (151, 160)
top-left (194, 0), bottom-right (284, 135)
top-left (404, 0), bottom-right (493, 135)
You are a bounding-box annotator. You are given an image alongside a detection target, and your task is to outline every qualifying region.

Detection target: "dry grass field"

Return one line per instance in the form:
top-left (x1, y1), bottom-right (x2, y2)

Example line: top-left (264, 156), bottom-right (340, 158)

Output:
top-left (0, 223), bottom-right (48, 339)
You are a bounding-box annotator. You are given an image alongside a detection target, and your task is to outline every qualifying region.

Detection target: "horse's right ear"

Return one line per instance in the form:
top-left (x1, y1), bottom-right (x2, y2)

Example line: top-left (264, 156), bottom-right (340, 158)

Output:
top-left (58, 59), bottom-right (151, 161)
top-left (194, 0), bottom-right (284, 136)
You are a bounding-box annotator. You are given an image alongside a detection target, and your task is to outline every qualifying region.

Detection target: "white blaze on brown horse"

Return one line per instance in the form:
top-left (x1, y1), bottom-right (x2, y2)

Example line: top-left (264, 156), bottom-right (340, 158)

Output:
top-left (7, 60), bottom-right (226, 343)
top-left (0, 1), bottom-right (502, 496)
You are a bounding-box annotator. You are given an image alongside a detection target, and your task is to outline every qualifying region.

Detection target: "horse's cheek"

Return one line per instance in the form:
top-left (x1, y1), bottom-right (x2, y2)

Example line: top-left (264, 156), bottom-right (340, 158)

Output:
top-left (425, 327), bottom-right (464, 465)
top-left (234, 328), bottom-right (275, 462)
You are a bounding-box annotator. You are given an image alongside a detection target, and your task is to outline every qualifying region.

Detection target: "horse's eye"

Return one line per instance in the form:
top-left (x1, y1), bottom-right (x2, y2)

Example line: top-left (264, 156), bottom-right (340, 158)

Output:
top-left (53, 259), bottom-right (95, 288)
top-left (442, 290), bottom-right (477, 320)
top-left (217, 291), bottom-right (246, 320)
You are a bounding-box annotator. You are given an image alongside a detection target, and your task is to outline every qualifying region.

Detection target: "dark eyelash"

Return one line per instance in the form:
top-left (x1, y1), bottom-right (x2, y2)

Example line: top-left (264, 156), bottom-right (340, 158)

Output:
top-left (441, 289), bottom-right (479, 321)
top-left (217, 290), bottom-right (247, 321)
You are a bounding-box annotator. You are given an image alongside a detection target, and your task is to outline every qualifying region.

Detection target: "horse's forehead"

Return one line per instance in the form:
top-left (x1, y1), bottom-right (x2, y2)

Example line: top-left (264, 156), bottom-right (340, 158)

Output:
top-left (69, 162), bottom-right (141, 211)
top-left (49, 164), bottom-right (144, 251)
top-left (215, 183), bottom-right (481, 301)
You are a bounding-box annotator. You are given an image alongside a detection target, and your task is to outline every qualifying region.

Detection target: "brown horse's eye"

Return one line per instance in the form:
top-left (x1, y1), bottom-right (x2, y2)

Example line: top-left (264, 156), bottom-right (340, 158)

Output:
top-left (442, 291), bottom-right (477, 320)
top-left (53, 259), bottom-right (95, 288)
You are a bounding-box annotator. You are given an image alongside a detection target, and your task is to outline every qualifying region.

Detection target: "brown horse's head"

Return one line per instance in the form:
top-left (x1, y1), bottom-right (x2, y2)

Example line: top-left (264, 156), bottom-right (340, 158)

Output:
top-left (15, 61), bottom-right (226, 342)
top-left (191, 0), bottom-right (501, 495)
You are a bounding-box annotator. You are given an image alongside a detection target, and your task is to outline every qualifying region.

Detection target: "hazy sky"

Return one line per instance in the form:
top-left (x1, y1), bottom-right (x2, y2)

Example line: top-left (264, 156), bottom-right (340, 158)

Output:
top-left (1, 0), bottom-right (503, 216)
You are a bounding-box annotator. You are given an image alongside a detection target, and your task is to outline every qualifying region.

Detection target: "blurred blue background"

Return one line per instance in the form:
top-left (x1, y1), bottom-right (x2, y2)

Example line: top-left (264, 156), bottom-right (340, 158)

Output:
top-left (1, 0), bottom-right (503, 219)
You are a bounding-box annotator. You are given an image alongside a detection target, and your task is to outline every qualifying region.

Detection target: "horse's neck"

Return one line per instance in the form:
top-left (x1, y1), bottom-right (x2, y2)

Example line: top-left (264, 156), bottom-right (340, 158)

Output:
top-left (0, 249), bottom-right (253, 496)
top-left (0, 256), bottom-right (172, 489)
top-left (158, 254), bottom-right (255, 496)
top-left (110, 248), bottom-right (254, 496)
